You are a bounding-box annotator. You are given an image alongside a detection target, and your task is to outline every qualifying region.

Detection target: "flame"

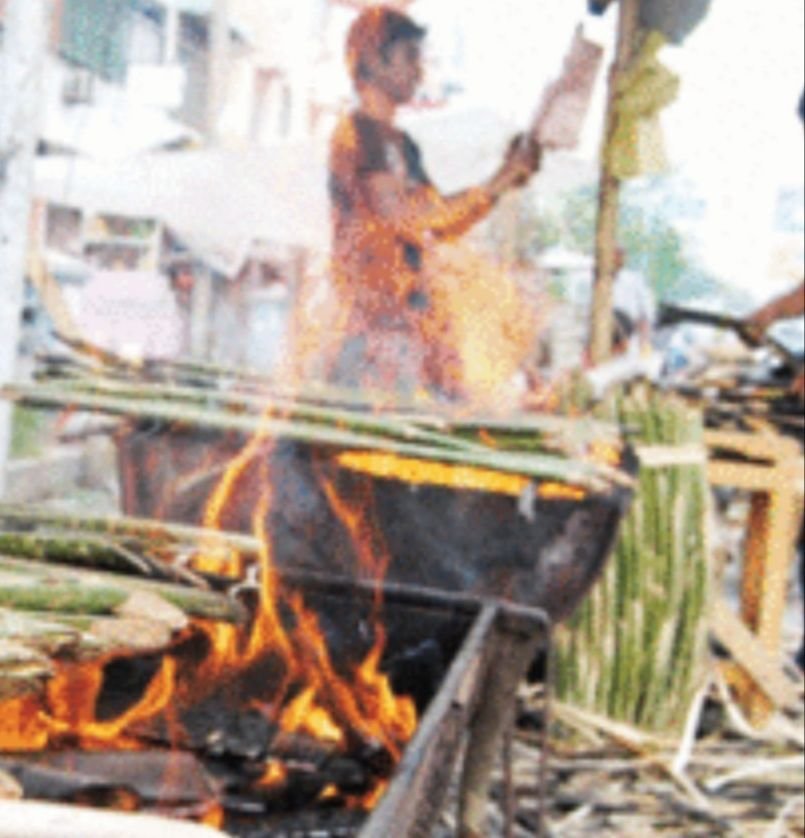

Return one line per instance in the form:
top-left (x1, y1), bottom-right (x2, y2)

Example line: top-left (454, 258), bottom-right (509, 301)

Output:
top-left (357, 781), bottom-right (388, 811)
top-left (201, 805), bottom-right (225, 829)
top-left (257, 760), bottom-right (289, 789)
top-left (536, 482), bottom-right (587, 501)
top-left (319, 784), bottom-right (340, 801)
top-left (0, 697), bottom-right (48, 752)
top-left (337, 450), bottom-right (531, 497)
top-left (292, 186), bottom-right (547, 410)
top-left (279, 687), bottom-right (344, 745)
top-left (589, 438), bottom-right (621, 467)
top-left (41, 657), bottom-right (177, 748)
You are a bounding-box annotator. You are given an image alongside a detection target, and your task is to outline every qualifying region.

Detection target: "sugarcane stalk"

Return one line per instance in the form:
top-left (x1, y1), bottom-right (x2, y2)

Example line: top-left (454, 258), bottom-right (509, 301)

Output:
top-left (0, 531), bottom-right (157, 575)
top-left (0, 504), bottom-right (261, 554)
top-left (2, 383), bottom-right (626, 492)
top-left (0, 558), bottom-right (245, 623)
top-left (555, 389), bottom-right (709, 734)
top-left (0, 582), bottom-right (128, 616)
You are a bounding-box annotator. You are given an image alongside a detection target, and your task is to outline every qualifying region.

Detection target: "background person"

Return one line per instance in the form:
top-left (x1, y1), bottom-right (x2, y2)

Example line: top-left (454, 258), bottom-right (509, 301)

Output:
top-left (612, 245), bottom-right (656, 357)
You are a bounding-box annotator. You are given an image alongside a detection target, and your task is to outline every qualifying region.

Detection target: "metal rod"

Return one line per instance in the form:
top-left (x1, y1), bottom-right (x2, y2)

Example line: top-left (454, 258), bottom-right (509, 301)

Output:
top-left (502, 723), bottom-right (517, 838)
top-left (459, 605), bottom-right (551, 838)
top-left (538, 621), bottom-right (555, 838)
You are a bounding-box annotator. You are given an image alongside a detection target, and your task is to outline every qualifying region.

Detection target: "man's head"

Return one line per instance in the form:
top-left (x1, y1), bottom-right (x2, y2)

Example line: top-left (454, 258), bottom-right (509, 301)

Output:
top-left (346, 6), bottom-right (426, 103)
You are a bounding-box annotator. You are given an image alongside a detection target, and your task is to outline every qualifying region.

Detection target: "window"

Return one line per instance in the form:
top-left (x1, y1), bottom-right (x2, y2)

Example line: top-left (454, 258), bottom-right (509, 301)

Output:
top-left (60, 0), bottom-right (131, 82)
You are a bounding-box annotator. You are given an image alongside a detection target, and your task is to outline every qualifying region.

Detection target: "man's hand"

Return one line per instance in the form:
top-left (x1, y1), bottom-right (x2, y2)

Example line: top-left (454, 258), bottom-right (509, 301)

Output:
top-left (746, 282), bottom-right (805, 337)
top-left (488, 135), bottom-right (542, 199)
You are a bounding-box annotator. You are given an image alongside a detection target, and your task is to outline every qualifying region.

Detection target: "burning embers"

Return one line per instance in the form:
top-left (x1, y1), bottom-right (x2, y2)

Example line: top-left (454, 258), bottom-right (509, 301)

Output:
top-left (0, 570), bottom-right (431, 832)
top-left (0, 449), bottom-right (422, 830)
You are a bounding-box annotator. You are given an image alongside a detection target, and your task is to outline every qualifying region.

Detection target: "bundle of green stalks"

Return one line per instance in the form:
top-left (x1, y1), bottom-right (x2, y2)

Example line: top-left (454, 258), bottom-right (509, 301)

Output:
top-left (7, 337), bottom-right (632, 496)
top-left (0, 506), bottom-right (258, 699)
top-left (555, 385), bottom-right (711, 734)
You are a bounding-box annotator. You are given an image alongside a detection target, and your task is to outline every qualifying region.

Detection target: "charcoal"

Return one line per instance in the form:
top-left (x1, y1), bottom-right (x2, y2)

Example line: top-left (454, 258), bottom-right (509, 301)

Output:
top-left (269, 731), bottom-right (339, 766)
top-left (321, 756), bottom-right (371, 796)
top-left (386, 637), bottom-right (445, 711)
top-left (95, 654), bottom-right (163, 721)
top-left (225, 806), bottom-right (364, 837)
top-left (258, 764), bottom-right (328, 811)
top-left (352, 738), bottom-right (395, 779)
top-left (222, 791), bottom-right (272, 816)
top-left (205, 708), bottom-right (275, 762)
top-left (69, 786), bottom-right (142, 811)
top-left (0, 751), bottom-right (217, 808)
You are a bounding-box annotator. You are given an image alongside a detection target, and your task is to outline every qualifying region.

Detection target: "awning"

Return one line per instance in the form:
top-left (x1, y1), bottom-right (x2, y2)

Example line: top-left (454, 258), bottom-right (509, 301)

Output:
top-left (42, 101), bottom-right (199, 160)
top-left (34, 144), bottom-right (330, 275)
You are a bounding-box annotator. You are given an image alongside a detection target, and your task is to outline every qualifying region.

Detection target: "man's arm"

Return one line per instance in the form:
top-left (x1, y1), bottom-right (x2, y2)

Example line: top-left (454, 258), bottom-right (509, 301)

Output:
top-left (363, 138), bottom-right (540, 244)
top-left (747, 282), bottom-right (805, 332)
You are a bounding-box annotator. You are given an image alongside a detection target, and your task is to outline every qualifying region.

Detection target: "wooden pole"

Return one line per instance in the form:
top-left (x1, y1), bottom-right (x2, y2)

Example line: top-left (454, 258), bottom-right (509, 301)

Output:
top-left (588, 0), bottom-right (641, 364)
top-left (0, 0), bottom-right (51, 497)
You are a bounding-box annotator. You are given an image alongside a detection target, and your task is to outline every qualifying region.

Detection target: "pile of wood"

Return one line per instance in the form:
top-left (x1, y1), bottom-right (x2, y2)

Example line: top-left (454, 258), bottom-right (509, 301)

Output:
top-left (0, 506), bottom-right (250, 700)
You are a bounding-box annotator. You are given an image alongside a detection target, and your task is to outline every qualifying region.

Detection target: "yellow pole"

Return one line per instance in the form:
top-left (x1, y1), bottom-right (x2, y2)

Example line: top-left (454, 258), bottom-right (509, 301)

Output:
top-left (589, 0), bottom-right (641, 364)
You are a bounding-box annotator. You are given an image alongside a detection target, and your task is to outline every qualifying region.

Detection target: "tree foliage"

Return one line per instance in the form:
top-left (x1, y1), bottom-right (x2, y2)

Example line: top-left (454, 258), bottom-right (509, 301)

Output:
top-left (529, 177), bottom-right (726, 304)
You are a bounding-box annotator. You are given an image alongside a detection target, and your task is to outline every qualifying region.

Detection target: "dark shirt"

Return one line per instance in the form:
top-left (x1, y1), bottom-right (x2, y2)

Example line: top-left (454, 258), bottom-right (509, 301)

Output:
top-left (329, 111), bottom-right (431, 281)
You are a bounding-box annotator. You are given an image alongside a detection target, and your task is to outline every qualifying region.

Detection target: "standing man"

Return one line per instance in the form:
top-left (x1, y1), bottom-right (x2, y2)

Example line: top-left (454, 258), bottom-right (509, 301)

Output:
top-left (327, 5), bottom-right (541, 395)
top-left (612, 245), bottom-right (656, 356)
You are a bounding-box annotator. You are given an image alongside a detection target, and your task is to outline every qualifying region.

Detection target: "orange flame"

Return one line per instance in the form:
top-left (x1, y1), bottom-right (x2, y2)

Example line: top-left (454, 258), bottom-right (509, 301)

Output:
top-left (336, 450), bottom-right (531, 497)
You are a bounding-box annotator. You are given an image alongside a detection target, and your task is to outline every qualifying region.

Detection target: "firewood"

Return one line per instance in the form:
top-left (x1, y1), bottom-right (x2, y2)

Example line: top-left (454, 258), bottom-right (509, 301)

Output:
top-left (0, 751), bottom-right (218, 810)
top-left (0, 640), bottom-right (53, 699)
top-left (710, 598), bottom-right (802, 714)
top-left (8, 611), bottom-right (179, 660)
top-left (0, 609), bottom-right (83, 657)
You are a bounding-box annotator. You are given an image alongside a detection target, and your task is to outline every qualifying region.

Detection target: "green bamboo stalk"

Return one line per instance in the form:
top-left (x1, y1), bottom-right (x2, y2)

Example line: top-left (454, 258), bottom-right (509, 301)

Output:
top-left (0, 582), bottom-right (128, 615)
top-left (0, 531), bottom-right (155, 576)
top-left (3, 383), bottom-right (626, 492)
top-left (26, 373), bottom-right (627, 461)
top-left (555, 389), bottom-right (710, 735)
top-left (44, 374), bottom-right (501, 457)
top-left (0, 505), bottom-right (261, 554)
top-left (0, 557), bottom-right (245, 623)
